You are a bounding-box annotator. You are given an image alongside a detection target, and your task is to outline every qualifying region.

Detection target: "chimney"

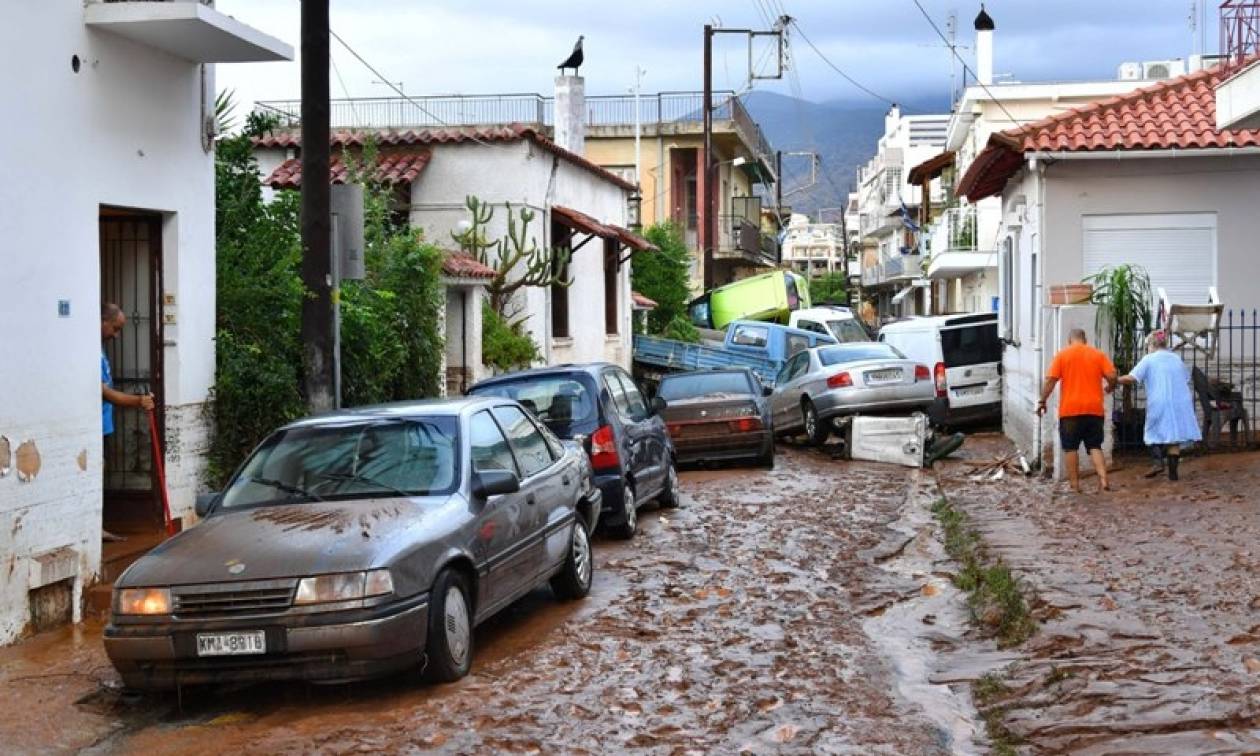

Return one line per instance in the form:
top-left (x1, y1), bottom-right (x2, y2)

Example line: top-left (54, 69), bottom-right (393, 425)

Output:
top-left (974, 4), bottom-right (995, 86)
top-left (554, 75), bottom-right (585, 155)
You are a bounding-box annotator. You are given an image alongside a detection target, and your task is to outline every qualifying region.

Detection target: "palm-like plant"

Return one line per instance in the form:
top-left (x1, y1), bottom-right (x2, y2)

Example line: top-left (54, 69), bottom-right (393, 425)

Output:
top-left (1085, 264), bottom-right (1153, 375)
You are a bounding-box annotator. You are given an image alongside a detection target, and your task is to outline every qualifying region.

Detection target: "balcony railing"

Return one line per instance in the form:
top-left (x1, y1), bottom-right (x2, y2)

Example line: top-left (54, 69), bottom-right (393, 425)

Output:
top-left (926, 206), bottom-right (978, 255)
top-left (717, 216), bottom-right (776, 266)
top-left (882, 253), bottom-right (924, 281)
top-left (254, 90), bottom-right (777, 179)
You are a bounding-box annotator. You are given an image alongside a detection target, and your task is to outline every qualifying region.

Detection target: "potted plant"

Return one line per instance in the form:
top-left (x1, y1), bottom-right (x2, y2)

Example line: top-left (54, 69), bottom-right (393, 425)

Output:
top-left (1085, 264), bottom-right (1153, 447)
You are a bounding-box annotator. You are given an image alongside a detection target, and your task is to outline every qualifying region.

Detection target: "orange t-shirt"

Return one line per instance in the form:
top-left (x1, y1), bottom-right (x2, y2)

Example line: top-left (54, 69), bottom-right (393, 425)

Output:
top-left (1046, 343), bottom-right (1115, 418)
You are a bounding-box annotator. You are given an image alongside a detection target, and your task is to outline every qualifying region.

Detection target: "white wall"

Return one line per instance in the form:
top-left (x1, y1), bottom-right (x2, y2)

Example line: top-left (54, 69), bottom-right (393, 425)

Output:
top-left (407, 140), bottom-right (632, 369)
top-left (0, 5), bottom-right (217, 643)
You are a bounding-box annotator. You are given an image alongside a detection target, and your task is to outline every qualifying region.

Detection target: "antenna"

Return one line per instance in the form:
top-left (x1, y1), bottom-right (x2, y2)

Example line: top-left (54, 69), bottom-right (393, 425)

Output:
top-left (1221, 0), bottom-right (1260, 73)
top-left (917, 10), bottom-right (969, 107)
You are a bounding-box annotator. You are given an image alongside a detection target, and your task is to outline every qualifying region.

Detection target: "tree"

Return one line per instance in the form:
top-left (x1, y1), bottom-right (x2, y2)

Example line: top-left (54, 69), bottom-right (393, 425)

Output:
top-left (809, 270), bottom-right (848, 306)
top-left (633, 222), bottom-right (698, 341)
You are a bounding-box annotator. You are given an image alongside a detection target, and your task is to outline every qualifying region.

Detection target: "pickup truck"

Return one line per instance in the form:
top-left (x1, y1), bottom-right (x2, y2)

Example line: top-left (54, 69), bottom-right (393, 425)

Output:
top-left (633, 320), bottom-right (836, 387)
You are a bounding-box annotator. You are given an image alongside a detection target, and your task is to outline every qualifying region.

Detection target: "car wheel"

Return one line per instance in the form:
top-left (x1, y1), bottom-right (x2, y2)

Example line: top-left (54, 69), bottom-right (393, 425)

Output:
top-left (658, 462), bottom-right (680, 509)
top-left (551, 515), bottom-right (594, 599)
top-left (424, 568), bottom-right (473, 683)
top-left (610, 480), bottom-right (637, 539)
top-left (803, 400), bottom-right (828, 446)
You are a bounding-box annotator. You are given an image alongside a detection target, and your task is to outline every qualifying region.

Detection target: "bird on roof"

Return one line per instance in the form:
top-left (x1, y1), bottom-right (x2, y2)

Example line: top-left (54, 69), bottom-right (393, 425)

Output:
top-left (558, 35), bottom-right (584, 76)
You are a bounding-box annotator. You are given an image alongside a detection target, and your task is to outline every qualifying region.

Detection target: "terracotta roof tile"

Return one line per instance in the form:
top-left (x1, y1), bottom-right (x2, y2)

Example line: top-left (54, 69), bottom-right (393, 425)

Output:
top-left (266, 150), bottom-right (431, 189)
top-left (441, 253), bottom-right (497, 280)
top-left (957, 62), bottom-right (1260, 201)
top-left (254, 123), bottom-right (637, 192)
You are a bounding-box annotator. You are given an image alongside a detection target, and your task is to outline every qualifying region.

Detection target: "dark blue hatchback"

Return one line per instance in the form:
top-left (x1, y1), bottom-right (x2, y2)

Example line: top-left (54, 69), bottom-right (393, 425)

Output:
top-left (468, 363), bottom-right (678, 539)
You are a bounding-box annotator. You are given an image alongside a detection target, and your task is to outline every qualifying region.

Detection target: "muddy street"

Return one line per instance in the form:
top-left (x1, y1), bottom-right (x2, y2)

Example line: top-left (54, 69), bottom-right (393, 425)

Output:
top-left (0, 447), bottom-right (969, 754)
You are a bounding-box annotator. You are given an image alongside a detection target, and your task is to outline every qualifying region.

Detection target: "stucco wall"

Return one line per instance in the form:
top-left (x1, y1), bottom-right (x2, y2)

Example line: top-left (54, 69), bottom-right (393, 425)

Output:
top-left (0, 5), bottom-right (217, 643)
top-left (408, 140), bottom-right (632, 369)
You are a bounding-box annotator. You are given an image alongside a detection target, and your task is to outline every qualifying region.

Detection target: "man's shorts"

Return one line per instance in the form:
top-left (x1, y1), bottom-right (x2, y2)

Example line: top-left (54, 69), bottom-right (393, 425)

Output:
top-left (1059, 414), bottom-right (1104, 452)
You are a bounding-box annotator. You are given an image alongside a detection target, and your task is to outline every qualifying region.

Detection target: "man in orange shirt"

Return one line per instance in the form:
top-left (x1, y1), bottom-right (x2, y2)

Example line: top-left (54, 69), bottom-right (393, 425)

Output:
top-left (1037, 329), bottom-right (1118, 493)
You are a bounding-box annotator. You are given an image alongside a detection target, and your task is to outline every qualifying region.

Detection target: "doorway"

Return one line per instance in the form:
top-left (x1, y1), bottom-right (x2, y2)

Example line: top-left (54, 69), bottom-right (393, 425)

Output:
top-left (99, 208), bottom-right (165, 535)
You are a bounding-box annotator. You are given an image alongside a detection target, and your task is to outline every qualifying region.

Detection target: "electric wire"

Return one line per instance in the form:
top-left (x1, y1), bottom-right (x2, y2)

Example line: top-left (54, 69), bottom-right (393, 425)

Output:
top-left (329, 49), bottom-right (360, 129)
top-left (789, 20), bottom-right (908, 111)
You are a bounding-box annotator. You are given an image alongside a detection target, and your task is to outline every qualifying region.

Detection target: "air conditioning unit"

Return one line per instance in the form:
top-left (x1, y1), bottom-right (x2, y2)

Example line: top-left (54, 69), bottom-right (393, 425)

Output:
top-left (1117, 61), bottom-right (1142, 81)
top-left (1142, 59), bottom-right (1185, 80)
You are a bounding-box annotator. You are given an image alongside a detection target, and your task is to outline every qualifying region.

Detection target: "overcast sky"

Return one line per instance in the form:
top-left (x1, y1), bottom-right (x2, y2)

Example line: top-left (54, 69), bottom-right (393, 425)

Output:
top-left (217, 0), bottom-right (1216, 117)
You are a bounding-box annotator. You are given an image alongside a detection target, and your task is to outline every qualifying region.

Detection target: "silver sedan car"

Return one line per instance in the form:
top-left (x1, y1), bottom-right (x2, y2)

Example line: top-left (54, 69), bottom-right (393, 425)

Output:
top-left (104, 398), bottom-right (600, 690)
top-left (770, 342), bottom-right (935, 444)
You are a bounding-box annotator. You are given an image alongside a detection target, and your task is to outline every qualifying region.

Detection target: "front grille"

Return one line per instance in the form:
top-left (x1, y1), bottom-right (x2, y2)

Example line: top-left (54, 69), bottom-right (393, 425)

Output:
top-left (173, 583), bottom-right (294, 618)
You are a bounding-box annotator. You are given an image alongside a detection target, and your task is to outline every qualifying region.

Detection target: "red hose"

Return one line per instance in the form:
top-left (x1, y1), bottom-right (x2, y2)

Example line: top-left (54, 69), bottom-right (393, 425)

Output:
top-left (147, 409), bottom-right (177, 536)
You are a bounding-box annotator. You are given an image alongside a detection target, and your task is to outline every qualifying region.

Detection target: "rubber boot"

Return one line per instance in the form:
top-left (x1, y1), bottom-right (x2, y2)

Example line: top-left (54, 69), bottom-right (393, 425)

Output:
top-left (1167, 454), bottom-right (1180, 481)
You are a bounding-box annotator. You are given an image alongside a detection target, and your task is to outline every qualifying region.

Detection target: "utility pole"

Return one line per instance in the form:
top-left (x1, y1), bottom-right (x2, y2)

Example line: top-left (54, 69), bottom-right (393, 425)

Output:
top-left (300, 0), bottom-right (334, 412)
top-left (702, 17), bottom-right (788, 290)
top-left (774, 149), bottom-right (783, 265)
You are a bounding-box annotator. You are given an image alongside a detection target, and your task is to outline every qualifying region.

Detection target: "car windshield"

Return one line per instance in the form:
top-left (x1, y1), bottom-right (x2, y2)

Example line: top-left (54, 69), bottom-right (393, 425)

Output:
top-left (941, 322), bottom-right (1002, 367)
top-left (828, 319), bottom-right (870, 343)
top-left (220, 416), bottom-right (460, 508)
top-left (658, 372), bottom-right (754, 400)
top-left (818, 343), bottom-right (905, 367)
top-left (472, 377), bottom-right (596, 427)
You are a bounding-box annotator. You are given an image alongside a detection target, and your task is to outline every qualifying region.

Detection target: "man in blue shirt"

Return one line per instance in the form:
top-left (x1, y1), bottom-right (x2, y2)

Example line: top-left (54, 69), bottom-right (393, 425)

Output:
top-left (102, 302), bottom-right (154, 540)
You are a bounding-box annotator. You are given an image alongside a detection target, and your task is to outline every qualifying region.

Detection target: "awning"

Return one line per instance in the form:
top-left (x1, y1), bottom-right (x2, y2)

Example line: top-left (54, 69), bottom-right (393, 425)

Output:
top-left (551, 205), bottom-right (619, 239)
top-left (610, 225), bottom-right (659, 252)
top-left (631, 291), bottom-right (658, 311)
top-left (891, 286), bottom-right (914, 305)
top-left (907, 151), bottom-right (955, 185)
top-left (441, 252), bottom-right (497, 282)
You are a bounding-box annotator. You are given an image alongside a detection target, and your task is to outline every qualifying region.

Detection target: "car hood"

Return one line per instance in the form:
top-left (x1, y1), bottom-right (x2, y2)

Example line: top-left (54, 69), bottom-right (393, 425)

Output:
top-left (117, 496), bottom-right (458, 588)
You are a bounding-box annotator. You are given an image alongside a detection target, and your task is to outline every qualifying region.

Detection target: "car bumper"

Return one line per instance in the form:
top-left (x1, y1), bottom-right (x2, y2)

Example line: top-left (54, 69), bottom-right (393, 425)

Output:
top-left (930, 398), bottom-right (1001, 427)
top-left (813, 388), bottom-right (935, 422)
top-left (593, 471), bottom-right (628, 527)
top-left (672, 429), bottom-right (771, 465)
top-left (104, 593), bottom-right (429, 690)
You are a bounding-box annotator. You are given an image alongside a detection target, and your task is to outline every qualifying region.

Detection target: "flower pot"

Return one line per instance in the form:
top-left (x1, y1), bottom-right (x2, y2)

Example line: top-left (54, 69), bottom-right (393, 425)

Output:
top-left (1048, 283), bottom-right (1093, 305)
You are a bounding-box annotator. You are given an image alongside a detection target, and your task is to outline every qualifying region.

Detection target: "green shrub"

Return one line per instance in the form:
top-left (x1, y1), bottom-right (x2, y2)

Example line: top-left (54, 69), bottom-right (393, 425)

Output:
top-left (808, 270), bottom-right (848, 306)
top-left (483, 303), bottom-right (540, 372)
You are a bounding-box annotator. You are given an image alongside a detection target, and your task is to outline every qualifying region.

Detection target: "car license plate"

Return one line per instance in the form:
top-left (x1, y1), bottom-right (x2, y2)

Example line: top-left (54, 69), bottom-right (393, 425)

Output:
top-left (196, 630), bottom-right (266, 656)
top-left (866, 369), bottom-right (902, 383)
top-left (954, 386), bottom-right (985, 397)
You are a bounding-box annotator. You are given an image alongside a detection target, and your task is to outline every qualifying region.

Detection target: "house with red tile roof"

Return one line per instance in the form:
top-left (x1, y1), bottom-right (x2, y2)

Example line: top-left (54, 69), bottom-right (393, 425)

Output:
top-left (252, 101), bottom-right (657, 391)
top-left (953, 62), bottom-right (1260, 470)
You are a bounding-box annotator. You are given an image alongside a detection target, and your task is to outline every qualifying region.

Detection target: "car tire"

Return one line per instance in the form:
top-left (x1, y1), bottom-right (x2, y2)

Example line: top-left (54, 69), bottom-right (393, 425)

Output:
top-left (609, 480), bottom-right (638, 539)
top-left (802, 400), bottom-right (828, 446)
top-left (424, 568), bottom-right (474, 683)
top-left (658, 462), bottom-right (680, 509)
top-left (551, 515), bottom-right (594, 600)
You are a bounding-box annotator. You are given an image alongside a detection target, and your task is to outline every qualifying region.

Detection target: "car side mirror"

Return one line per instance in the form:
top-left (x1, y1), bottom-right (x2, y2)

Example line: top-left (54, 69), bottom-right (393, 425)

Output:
top-left (650, 396), bottom-right (667, 415)
top-left (762, 385), bottom-right (774, 397)
top-left (194, 492), bottom-right (218, 518)
top-left (472, 469), bottom-right (521, 499)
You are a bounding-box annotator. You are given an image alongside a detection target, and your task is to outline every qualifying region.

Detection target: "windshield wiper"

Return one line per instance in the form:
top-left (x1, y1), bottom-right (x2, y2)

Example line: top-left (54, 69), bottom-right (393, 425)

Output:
top-left (317, 471), bottom-right (414, 499)
top-left (247, 476), bottom-right (323, 501)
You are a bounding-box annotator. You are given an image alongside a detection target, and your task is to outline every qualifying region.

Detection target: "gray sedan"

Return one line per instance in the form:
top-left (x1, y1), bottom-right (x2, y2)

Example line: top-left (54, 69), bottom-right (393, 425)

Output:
top-left (770, 343), bottom-right (935, 445)
top-left (104, 398), bottom-right (601, 690)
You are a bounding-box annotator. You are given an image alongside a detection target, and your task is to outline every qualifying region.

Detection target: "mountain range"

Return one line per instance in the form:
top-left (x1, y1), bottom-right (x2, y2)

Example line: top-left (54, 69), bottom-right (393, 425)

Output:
top-left (741, 91), bottom-right (948, 221)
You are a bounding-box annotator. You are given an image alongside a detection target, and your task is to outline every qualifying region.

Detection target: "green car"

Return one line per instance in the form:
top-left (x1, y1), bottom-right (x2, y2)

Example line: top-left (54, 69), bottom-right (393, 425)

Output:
top-left (688, 271), bottom-right (812, 330)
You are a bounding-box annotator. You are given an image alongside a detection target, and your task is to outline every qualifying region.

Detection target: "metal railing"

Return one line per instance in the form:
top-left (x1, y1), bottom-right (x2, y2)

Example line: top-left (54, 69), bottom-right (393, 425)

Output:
top-left (882, 253), bottom-right (923, 280)
top-left (1113, 308), bottom-right (1260, 452)
top-left (926, 206), bottom-right (978, 254)
top-left (253, 90), bottom-right (777, 176)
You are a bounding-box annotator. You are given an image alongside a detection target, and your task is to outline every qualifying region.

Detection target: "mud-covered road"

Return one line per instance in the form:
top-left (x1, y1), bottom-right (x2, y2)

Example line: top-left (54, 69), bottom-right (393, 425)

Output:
top-left (0, 446), bottom-right (961, 754)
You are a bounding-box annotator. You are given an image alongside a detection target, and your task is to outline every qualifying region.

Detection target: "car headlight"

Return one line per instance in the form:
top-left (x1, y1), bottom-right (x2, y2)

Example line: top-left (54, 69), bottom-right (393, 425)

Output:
top-left (294, 569), bottom-right (394, 605)
top-left (115, 587), bottom-right (171, 615)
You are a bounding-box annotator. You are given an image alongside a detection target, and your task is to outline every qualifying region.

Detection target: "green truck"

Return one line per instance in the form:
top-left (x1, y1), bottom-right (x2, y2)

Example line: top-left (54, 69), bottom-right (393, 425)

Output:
top-left (688, 270), bottom-right (811, 330)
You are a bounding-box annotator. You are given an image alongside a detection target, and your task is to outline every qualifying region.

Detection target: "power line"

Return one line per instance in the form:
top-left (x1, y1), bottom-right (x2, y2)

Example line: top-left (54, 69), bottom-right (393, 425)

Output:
top-left (789, 20), bottom-right (905, 110)
top-left (329, 49), bottom-right (360, 128)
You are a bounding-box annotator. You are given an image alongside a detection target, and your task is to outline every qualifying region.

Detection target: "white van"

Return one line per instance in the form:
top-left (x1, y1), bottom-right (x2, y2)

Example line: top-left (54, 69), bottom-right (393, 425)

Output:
top-left (877, 313), bottom-right (1002, 426)
top-left (789, 307), bottom-right (872, 344)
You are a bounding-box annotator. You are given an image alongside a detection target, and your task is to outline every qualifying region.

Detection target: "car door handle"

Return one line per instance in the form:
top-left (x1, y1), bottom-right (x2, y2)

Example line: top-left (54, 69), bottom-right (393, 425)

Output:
top-left (526, 495), bottom-right (537, 506)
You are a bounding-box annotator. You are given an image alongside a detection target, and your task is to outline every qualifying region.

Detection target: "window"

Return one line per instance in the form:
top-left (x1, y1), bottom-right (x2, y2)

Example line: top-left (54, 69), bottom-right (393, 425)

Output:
top-left (941, 323), bottom-right (1002, 367)
top-left (470, 376), bottom-right (596, 428)
top-left (470, 411), bottom-right (518, 476)
top-left (492, 406), bottom-right (553, 478)
top-left (615, 370), bottom-right (649, 420)
top-left (604, 370), bottom-right (647, 421)
top-left (797, 320), bottom-right (827, 336)
top-left (604, 238), bottom-right (619, 335)
top-left (786, 333), bottom-right (810, 357)
top-left (828, 319), bottom-right (871, 343)
top-left (551, 218), bottom-right (571, 339)
top-left (818, 343), bottom-right (905, 367)
top-left (789, 352), bottom-right (811, 381)
top-left (658, 371), bottom-right (755, 401)
top-left (999, 236), bottom-right (1015, 340)
top-left (730, 324), bottom-right (769, 347)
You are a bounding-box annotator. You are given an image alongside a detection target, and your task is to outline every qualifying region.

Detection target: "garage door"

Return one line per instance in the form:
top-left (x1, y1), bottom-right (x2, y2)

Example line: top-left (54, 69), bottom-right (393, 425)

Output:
top-left (1083, 214), bottom-right (1216, 310)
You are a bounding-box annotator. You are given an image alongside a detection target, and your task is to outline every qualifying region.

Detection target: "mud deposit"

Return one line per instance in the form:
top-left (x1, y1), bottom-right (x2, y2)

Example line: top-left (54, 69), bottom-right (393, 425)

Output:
top-left (0, 447), bottom-right (965, 754)
top-left (937, 436), bottom-right (1260, 754)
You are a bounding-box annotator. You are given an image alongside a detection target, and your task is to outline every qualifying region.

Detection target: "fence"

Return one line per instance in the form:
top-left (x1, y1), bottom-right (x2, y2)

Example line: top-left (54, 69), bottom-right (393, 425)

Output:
top-left (1112, 307), bottom-right (1260, 452)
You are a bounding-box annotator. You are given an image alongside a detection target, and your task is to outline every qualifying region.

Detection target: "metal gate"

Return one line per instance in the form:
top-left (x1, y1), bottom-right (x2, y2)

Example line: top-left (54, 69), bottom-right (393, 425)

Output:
top-left (100, 213), bottom-right (164, 528)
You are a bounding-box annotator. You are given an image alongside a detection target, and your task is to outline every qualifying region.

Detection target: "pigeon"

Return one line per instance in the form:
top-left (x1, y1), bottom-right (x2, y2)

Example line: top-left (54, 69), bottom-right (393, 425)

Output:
top-left (557, 35), bottom-right (584, 76)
